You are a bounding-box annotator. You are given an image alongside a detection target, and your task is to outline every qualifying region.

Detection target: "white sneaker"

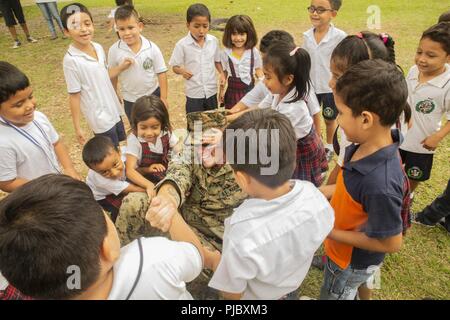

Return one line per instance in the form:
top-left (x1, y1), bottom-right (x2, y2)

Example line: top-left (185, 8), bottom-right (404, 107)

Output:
top-left (12, 40), bottom-right (21, 49)
top-left (27, 36), bottom-right (38, 43)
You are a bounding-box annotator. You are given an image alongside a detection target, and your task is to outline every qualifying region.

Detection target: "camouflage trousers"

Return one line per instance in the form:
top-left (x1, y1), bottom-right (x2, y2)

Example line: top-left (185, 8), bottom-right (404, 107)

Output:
top-left (115, 193), bottom-right (224, 251)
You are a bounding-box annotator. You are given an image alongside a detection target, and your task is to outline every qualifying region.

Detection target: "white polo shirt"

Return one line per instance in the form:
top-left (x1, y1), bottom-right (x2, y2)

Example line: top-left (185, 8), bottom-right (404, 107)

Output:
top-left (63, 42), bottom-right (123, 134)
top-left (221, 48), bottom-right (262, 85)
top-left (302, 25), bottom-right (347, 94)
top-left (0, 111), bottom-right (61, 182)
top-left (108, 237), bottom-right (202, 300)
top-left (86, 169), bottom-right (129, 201)
top-left (400, 65), bottom-right (450, 154)
top-left (209, 180), bottom-right (334, 300)
top-left (242, 82), bottom-right (320, 117)
top-left (169, 33), bottom-right (221, 99)
top-left (108, 36), bottom-right (168, 103)
top-left (259, 87), bottom-right (314, 139)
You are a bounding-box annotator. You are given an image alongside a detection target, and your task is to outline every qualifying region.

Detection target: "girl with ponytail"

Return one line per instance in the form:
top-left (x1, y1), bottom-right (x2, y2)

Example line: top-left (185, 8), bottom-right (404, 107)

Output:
top-left (258, 42), bottom-right (328, 187)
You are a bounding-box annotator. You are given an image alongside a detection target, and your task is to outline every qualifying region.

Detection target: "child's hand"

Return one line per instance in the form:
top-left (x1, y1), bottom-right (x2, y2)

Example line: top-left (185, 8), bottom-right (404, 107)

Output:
top-left (145, 196), bottom-right (177, 232)
top-left (119, 57), bottom-right (134, 71)
top-left (219, 73), bottom-right (227, 87)
top-left (219, 90), bottom-right (225, 104)
top-left (182, 69), bottom-right (193, 80)
top-left (76, 129), bottom-right (86, 145)
top-left (149, 163), bottom-right (166, 173)
top-left (421, 133), bottom-right (442, 151)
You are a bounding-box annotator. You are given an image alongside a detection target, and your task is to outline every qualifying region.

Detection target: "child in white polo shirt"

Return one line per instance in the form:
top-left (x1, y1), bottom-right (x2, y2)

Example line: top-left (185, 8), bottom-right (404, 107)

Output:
top-left (208, 109), bottom-right (334, 300)
top-left (400, 22), bottom-right (450, 193)
top-left (302, 0), bottom-right (346, 161)
top-left (0, 61), bottom-right (80, 193)
top-left (108, 5), bottom-right (168, 122)
top-left (61, 3), bottom-right (128, 147)
top-left (169, 3), bottom-right (225, 114)
top-left (83, 136), bottom-right (145, 222)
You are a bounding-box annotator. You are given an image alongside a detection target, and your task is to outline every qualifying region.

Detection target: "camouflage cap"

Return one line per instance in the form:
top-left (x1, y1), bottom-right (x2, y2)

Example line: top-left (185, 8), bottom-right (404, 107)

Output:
top-left (186, 110), bottom-right (228, 132)
top-left (185, 110), bottom-right (228, 145)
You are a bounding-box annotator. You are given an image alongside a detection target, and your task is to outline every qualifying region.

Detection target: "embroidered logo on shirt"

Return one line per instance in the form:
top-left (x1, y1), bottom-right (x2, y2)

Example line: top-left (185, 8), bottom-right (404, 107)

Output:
top-left (143, 57), bottom-right (153, 70)
top-left (407, 166), bottom-right (423, 180)
top-left (323, 106), bottom-right (336, 119)
top-left (415, 98), bottom-right (435, 114)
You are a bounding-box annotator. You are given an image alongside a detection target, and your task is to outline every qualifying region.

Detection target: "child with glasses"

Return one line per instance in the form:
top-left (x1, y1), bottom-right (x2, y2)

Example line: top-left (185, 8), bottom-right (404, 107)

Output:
top-left (302, 0), bottom-right (346, 162)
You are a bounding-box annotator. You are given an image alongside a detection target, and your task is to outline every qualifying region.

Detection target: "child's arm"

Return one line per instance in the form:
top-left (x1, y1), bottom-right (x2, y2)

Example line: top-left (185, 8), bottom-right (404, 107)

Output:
top-left (313, 113), bottom-right (322, 136)
top-left (53, 140), bottom-right (81, 180)
top-left (215, 62), bottom-right (226, 87)
top-left (328, 229), bottom-right (403, 253)
top-left (0, 178), bottom-right (29, 193)
top-left (157, 72), bottom-right (169, 108)
top-left (326, 163), bottom-right (340, 185)
top-left (121, 183), bottom-right (146, 194)
top-left (108, 58), bottom-right (134, 80)
top-left (219, 70), bottom-right (228, 104)
top-left (421, 121), bottom-right (450, 151)
top-left (172, 66), bottom-right (193, 80)
top-left (319, 184), bottom-right (336, 200)
top-left (68, 93), bottom-right (86, 145)
top-left (125, 154), bottom-right (156, 199)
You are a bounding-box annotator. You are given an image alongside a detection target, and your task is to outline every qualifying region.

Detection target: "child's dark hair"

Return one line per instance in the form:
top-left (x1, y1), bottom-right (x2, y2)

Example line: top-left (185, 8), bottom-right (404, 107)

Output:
top-left (222, 15), bottom-right (258, 49)
top-left (60, 3), bottom-right (93, 30)
top-left (186, 3), bottom-right (211, 23)
top-left (331, 31), bottom-right (396, 73)
top-left (438, 10), bottom-right (450, 23)
top-left (114, 4), bottom-right (140, 22)
top-left (82, 136), bottom-right (118, 169)
top-left (0, 62), bottom-right (29, 105)
top-left (259, 30), bottom-right (295, 53)
top-left (330, 32), bottom-right (411, 123)
top-left (327, 0), bottom-right (343, 11)
top-left (223, 108), bottom-right (296, 188)
top-left (263, 42), bottom-right (311, 103)
top-left (131, 95), bottom-right (171, 133)
top-left (0, 174), bottom-right (108, 299)
top-left (336, 59), bottom-right (408, 127)
top-left (115, 0), bottom-right (133, 6)
top-left (421, 22), bottom-right (450, 54)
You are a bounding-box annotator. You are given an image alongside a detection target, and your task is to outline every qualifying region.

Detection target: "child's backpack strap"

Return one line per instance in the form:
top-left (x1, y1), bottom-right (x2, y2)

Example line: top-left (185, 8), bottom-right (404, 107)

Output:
top-left (125, 237), bottom-right (144, 300)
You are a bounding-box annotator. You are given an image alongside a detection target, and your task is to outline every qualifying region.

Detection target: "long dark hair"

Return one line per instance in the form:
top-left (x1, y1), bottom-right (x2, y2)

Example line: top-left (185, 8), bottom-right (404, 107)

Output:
top-left (263, 42), bottom-right (311, 103)
top-left (131, 95), bottom-right (171, 134)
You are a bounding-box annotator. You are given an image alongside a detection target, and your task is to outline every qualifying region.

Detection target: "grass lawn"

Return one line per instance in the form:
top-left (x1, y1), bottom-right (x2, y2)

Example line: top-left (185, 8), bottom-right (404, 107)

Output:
top-left (0, 0), bottom-right (449, 300)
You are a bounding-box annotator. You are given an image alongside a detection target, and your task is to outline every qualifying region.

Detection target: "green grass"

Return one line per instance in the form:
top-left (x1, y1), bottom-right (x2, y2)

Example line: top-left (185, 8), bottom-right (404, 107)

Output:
top-left (0, 0), bottom-right (449, 300)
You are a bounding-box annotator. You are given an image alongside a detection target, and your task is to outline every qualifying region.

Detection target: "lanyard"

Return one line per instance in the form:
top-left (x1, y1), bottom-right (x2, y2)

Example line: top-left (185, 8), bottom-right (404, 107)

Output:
top-left (0, 116), bottom-right (62, 173)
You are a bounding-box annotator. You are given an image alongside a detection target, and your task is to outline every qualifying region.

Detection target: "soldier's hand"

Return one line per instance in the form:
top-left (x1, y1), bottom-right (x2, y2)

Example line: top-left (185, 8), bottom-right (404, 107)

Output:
top-left (145, 196), bottom-right (177, 232)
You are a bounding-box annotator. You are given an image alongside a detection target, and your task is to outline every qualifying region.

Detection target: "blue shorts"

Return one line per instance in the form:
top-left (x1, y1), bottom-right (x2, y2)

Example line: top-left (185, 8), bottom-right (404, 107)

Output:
top-left (319, 256), bottom-right (381, 300)
top-left (399, 149), bottom-right (433, 182)
top-left (186, 94), bottom-right (218, 114)
top-left (95, 119), bottom-right (126, 147)
top-left (123, 87), bottom-right (161, 123)
top-left (317, 93), bottom-right (338, 121)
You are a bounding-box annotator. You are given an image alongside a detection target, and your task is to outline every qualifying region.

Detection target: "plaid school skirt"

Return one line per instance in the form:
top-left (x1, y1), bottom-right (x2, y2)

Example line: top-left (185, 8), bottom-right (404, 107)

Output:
top-left (293, 128), bottom-right (328, 187)
top-left (0, 285), bottom-right (32, 300)
top-left (224, 77), bottom-right (254, 109)
top-left (98, 193), bottom-right (126, 223)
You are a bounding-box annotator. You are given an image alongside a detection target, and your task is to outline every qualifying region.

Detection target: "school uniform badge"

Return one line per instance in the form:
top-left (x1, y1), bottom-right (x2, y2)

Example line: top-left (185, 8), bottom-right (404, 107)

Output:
top-left (407, 166), bottom-right (423, 180)
top-left (416, 99), bottom-right (435, 114)
top-left (143, 57), bottom-right (153, 70)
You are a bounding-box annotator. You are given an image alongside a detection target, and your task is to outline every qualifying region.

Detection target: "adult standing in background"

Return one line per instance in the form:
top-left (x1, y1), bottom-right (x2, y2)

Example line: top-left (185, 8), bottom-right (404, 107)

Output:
top-left (0, 0), bottom-right (38, 48)
top-left (35, 0), bottom-right (65, 40)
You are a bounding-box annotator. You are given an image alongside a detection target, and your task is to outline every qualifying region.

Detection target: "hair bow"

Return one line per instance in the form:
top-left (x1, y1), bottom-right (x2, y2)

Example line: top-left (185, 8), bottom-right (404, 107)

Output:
top-left (289, 47), bottom-right (301, 56)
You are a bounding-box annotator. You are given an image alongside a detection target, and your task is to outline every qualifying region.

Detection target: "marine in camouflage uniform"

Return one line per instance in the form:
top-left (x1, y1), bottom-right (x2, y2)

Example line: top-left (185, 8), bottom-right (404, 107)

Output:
top-left (116, 110), bottom-right (248, 249)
